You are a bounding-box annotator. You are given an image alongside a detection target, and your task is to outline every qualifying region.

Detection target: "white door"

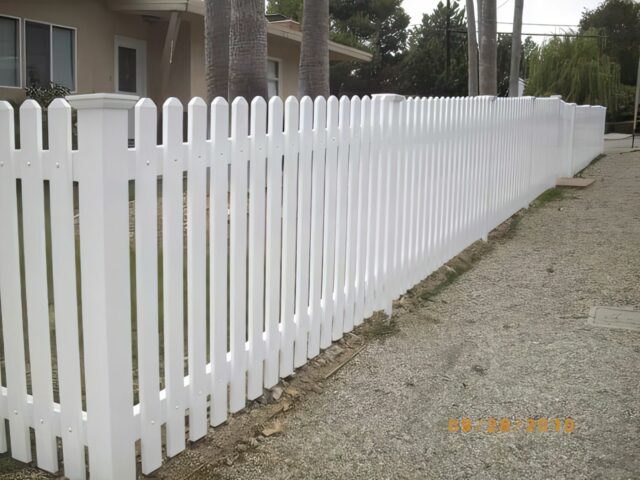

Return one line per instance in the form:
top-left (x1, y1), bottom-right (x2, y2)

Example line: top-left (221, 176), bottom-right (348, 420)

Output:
top-left (114, 36), bottom-right (147, 96)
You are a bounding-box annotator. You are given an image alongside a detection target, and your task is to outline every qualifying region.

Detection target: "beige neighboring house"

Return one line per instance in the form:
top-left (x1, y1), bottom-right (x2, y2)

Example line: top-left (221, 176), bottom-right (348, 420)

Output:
top-left (0, 0), bottom-right (372, 108)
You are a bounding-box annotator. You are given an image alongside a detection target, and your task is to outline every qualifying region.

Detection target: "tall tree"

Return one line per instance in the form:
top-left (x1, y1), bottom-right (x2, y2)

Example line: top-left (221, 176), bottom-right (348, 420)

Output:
top-left (526, 33), bottom-right (622, 114)
top-left (204, 0), bottom-right (231, 101)
top-left (479, 0), bottom-right (496, 94)
top-left (229, 0), bottom-right (268, 100)
top-left (466, 0), bottom-right (479, 95)
top-left (330, 0), bottom-right (410, 96)
top-left (299, 0), bottom-right (330, 97)
top-left (399, 1), bottom-right (468, 97)
top-left (580, 0), bottom-right (640, 86)
top-left (508, 0), bottom-right (524, 96)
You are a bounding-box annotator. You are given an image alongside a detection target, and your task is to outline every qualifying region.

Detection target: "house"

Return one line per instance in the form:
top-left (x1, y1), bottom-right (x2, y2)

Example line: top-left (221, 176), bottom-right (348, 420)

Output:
top-left (0, 0), bottom-right (372, 108)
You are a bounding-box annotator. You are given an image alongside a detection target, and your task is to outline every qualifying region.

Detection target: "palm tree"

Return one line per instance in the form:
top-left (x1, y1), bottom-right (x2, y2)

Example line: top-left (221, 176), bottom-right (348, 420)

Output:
top-left (229, 0), bottom-right (268, 100)
top-left (205, 0), bottom-right (231, 101)
top-left (466, 0), bottom-right (479, 96)
top-left (508, 0), bottom-right (524, 97)
top-left (479, 0), bottom-right (497, 95)
top-left (299, 0), bottom-right (330, 98)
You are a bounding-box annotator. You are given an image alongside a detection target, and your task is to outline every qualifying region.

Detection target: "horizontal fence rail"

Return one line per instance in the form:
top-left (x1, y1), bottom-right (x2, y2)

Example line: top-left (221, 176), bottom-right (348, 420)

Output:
top-left (0, 93), bottom-right (605, 479)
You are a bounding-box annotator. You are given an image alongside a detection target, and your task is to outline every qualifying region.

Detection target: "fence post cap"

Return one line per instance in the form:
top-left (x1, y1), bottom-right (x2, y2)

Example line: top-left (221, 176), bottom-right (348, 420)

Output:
top-left (66, 93), bottom-right (139, 110)
top-left (372, 93), bottom-right (405, 102)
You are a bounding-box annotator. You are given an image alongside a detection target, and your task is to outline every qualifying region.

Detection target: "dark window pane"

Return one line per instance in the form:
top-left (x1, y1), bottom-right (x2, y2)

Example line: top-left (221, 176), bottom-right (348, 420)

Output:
top-left (26, 22), bottom-right (51, 86)
top-left (118, 46), bottom-right (137, 93)
top-left (0, 17), bottom-right (19, 87)
top-left (52, 27), bottom-right (74, 90)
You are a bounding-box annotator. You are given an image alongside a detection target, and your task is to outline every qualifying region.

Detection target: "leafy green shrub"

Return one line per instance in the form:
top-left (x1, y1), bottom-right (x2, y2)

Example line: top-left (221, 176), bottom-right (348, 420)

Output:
top-left (25, 82), bottom-right (71, 108)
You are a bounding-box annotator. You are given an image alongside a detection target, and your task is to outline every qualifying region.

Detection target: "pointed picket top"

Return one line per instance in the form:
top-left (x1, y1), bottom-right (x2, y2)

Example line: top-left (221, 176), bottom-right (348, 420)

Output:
top-left (284, 95), bottom-right (299, 110)
top-left (339, 96), bottom-right (350, 128)
top-left (162, 97), bottom-right (183, 145)
top-left (251, 96), bottom-right (267, 110)
top-left (267, 96), bottom-right (283, 134)
top-left (0, 100), bottom-right (13, 113)
top-left (313, 96), bottom-right (327, 131)
top-left (48, 97), bottom-right (71, 111)
top-left (163, 96), bottom-right (183, 110)
top-left (188, 96), bottom-right (207, 108)
top-left (232, 95), bottom-right (249, 110)
top-left (0, 101), bottom-right (15, 150)
top-left (284, 96), bottom-right (299, 135)
top-left (211, 96), bottom-right (229, 108)
top-left (136, 97), bottom-right (156, 110)
top-left (20, 100), bottom-right (43, 149)
top-left (20, 99), bottom-right (42, 113)
top-left (268, 95), bottom-right (283, 111)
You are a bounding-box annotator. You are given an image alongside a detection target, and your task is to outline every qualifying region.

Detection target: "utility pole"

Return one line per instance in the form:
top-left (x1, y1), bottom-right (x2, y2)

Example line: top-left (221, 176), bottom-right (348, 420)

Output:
top-left (446, 0), bottom-right (451, 81)
top-left (633, 53), bottom-right (640, 148)
top-left (508, 0), bottom-right (524, 97)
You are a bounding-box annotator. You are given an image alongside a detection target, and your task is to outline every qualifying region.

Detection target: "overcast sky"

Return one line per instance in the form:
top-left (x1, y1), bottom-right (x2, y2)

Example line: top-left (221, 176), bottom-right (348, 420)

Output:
top-left (402, 0), bottom-right (604, 40)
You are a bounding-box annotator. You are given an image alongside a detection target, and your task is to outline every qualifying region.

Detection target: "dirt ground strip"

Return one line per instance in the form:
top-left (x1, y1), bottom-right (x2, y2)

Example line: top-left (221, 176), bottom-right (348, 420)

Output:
top-left (2, 149), bottom-right (639, 479)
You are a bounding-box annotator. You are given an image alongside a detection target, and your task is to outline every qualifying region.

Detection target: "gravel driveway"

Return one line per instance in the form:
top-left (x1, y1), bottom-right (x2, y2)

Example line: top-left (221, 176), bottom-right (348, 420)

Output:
top-left (192, 150), bottom-right (640, 480)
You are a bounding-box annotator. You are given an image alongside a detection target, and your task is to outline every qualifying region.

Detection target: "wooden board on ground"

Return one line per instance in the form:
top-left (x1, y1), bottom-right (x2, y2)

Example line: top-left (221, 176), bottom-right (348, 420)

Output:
top-left (588, 306), bottom-right (640, 332)
top-left (556, 177), bottom-right (595, 188)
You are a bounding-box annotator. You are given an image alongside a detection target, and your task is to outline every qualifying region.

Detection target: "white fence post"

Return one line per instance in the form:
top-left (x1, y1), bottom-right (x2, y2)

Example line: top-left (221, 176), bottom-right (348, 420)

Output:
top-left (66, 93), bottom-right (138, 479)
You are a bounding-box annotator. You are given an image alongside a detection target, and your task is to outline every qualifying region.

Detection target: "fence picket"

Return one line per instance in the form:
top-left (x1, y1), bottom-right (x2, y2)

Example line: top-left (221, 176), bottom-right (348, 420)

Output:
top-left (48, 99), bottom-right (86, 480)
top-left (280, 97), bottom-right (299, 376)
top-left (294, 97), bottom-right (313, 367)
top-left (162, 98), bottom-right (186, 455)
top-left (229, 98), bottom-right (249, 411)
top-left (19, 101), bottom-right (57, 472)
top-left (187, 97), bottom-right (209, 439)
top-left (248, 97), bottom-right (267, 398)
top-left (133, 98), bottom-right (163, 473)
top-left (264, 97), bottom-right (284, 388)
top-left (354, 96), bottom-right (371, 326)
top-left (320, 97), bottom-right (339, 349)
top-left (210, 98), bottom-right (230, 425)
top-left (0, 101), bottom-right (30, 463)
top-left (344, 96), bottom-right (361, 332)
top-left (308, 96), bottom-right (328, 357)
top-left (332, 96), bottom-right (351, 339)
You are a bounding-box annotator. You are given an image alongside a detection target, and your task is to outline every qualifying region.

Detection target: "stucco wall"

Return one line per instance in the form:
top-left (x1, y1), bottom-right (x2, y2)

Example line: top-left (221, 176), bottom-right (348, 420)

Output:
top-left (0, 0), bottom-right (153, 105)
top-left (0, 1), bottom-right (331, 106)
top-left (267, 35), bottom-right (300, 100)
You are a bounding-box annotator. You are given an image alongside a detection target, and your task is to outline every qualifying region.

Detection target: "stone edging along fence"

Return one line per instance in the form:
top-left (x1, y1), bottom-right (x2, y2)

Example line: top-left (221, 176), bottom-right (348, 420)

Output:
top-left (0, 93), bottom-right (605, 479)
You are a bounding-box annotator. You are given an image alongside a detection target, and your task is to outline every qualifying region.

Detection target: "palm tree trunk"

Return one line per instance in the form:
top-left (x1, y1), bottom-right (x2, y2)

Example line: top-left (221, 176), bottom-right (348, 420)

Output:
top-left (229, 0), bottom-right (268, 101)
top-left (508, 0), bottom-right (524, 97)
top-left (479, 0), bottom-right (497, 95)
top-left (205, 0), bottom-right (231, 102)
top-left (298, 0), bottom-right (330, 98)
top-left (466, 0), bottom-right (479, 96)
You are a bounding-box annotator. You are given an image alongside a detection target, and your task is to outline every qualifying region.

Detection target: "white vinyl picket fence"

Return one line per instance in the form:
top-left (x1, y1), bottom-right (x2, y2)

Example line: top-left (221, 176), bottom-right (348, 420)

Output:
top-left (0, 93), bottom-right (604, 479)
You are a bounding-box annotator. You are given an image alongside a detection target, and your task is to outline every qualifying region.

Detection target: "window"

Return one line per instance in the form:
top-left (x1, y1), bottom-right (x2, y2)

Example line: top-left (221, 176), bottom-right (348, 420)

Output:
top-left (0, 16), bottom-right (19, 87)
top-left (114, 36), bottom-right (146, 96)
top-left (118, 46), bottom-right (137, 93)
top-left (267, 59), bottom-right (280, 98)
top-left (25, 21), bottom-right (75, 90)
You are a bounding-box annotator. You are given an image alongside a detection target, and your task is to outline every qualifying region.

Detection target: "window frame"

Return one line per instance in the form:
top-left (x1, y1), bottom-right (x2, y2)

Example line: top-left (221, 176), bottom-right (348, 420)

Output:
top-left (114, 35), bottom-right (147, 96)
top-left (22, 18), bottom-right (77, 92)
top-left (0, 14), bottom-right (23, 89)
top-left (267, 56), bottom-right (281, 98)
